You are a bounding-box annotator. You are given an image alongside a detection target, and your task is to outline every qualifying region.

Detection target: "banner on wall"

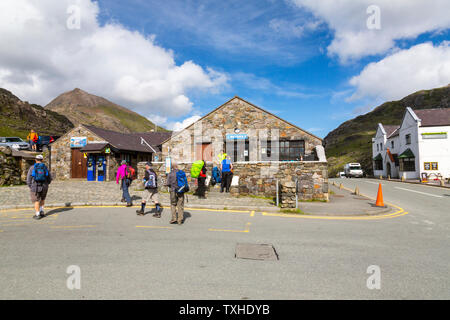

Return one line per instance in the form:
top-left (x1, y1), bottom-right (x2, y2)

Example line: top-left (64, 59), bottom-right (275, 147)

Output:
top-left (70, 137), bottom-right (87, 148)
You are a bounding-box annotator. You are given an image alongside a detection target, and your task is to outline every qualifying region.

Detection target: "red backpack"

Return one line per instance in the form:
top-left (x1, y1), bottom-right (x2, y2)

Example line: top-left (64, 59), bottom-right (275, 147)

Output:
top-left (126, 165), bottom-right (136, 180)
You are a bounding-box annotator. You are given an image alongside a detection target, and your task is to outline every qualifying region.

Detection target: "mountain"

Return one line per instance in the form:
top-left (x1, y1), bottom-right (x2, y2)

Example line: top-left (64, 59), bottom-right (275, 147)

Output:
top-left (0, 88), bottom-right (74, 138)
top-left (45, 88), bottom-right (167, 133)
top-left (324, 84), bottom-right (450, 177)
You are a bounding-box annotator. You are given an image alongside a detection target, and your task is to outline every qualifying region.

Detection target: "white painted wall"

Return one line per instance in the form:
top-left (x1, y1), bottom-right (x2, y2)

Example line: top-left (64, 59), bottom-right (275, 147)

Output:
top-left (418, 125), bottom-right (450, 179)
top-left (398, 109), bottom-right (420, 179)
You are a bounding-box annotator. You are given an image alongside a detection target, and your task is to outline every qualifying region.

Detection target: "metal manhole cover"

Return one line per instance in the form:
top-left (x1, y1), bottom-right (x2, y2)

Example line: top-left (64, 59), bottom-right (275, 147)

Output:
top-left (235, 243), bottom-right (278, 261)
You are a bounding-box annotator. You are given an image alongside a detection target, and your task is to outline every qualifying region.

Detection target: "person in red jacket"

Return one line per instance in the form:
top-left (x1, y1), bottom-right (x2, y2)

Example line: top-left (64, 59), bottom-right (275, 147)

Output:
top-left (197, 160), bottom-right (207, 199)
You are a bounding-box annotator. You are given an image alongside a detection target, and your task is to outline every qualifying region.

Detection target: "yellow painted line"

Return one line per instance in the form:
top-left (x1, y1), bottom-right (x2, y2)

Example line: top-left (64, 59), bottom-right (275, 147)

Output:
top-left (50, 225), bottom-right (96, 229)
top-left (0, 206), bottom-right (251, 214)
top-left (250, 211), bottom-right (255, 217)
top-left (209, 222), bottom-right (251, 233)
top-left (136, 225), bottom-right (173, 229)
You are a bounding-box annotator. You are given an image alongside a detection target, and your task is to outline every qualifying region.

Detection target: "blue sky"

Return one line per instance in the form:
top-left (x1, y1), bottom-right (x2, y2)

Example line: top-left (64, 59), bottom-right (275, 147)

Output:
top-left (1, 0), bottom-right (449, 136)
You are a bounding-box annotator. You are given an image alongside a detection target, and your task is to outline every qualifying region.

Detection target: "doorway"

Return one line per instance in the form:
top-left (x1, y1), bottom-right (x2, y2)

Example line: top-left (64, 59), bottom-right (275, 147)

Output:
top-left (71, 148), bottom-right (87, 179)
top-left (195, 143), bottom-right (212, 161)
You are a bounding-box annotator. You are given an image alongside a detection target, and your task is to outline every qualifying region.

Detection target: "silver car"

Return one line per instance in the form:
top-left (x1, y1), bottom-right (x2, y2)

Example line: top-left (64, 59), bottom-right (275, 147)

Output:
top-left (0, 137), bottom-right (30, 150)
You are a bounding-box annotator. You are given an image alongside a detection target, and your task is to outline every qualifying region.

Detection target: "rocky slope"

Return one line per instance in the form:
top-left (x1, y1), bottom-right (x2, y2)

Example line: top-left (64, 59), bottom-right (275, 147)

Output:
top-left (45, 88), bottom-right (167, 133)
top-left (324, 84), bottom-right (450, 177)
top-left (0, 88), bottom-right (74, 138)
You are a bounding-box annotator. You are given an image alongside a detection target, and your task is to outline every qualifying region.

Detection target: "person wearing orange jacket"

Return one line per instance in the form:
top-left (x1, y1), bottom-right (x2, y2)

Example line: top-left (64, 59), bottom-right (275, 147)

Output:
top-left (27, 129), bottom-right (38, 151)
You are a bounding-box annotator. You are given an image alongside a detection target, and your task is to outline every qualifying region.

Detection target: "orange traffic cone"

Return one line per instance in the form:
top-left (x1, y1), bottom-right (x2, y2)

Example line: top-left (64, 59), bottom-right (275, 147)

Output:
top-left (375, 183), bottom-right (384, 207)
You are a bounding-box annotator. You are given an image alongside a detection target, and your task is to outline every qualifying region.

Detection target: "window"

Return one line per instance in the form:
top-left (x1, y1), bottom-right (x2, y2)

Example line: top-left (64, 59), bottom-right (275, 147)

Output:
top-left (400, 157), bottom-right (415, 171)
top-left (391, 141), bottom-right (394, 148)
top-left (405, 134), bottom-right (411, 145)
top-left (279, 140), bottom-right (305, 161)
top-left (377, 144), bottom-right (379, 151)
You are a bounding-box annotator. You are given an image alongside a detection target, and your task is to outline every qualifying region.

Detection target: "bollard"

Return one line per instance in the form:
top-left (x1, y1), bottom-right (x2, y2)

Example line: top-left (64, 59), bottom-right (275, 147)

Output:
top-left (339, 183), bottom-right (343, 190)
top-left (440, 179), bottom-right (445, 187)
top-left (401, 176), bottom-right (405, 182)
top-left (353, 186), bottom-right (360, 196)
top-left (387, 175), bottom-right (390, 181)
top-left (379, 175), bottom-right (383, 180)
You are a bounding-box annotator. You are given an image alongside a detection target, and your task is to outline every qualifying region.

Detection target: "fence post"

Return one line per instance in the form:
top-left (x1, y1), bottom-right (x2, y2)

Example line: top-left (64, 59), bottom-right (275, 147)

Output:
top-left (295, 178), bottom-right (298, 209)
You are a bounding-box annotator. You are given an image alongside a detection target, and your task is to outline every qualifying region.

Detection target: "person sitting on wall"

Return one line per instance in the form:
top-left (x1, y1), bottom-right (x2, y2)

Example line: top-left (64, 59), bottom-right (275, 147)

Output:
top-left (27, 129), bottom-right (38, 151)
top-left (116, 160), bottom-right (133, 207)
top-left (220, 156), bottom-right (233, 193)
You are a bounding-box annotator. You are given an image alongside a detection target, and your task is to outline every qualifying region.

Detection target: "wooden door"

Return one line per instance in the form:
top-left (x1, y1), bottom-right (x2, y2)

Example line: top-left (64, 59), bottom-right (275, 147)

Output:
top-left (195, 143), bottom-right (212, 161)
top-left (71, 149), bottom-right (87, 179)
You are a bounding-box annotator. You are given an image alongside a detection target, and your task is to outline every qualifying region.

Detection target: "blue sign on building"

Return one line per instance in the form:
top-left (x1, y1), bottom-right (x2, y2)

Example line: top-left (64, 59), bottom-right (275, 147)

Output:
top-left (226, 133), bottom-right (248, 140)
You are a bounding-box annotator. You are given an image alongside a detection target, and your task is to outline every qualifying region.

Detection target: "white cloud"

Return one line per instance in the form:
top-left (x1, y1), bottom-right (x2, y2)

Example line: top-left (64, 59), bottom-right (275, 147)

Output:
top-left (168, 115), bottom-right (202, 132)
top-left (348, 42), bottom-right (450, 102)
top-left (291, 0), bottom-right (450, 62)
top-left (0, 0), bottom-right (227, 117)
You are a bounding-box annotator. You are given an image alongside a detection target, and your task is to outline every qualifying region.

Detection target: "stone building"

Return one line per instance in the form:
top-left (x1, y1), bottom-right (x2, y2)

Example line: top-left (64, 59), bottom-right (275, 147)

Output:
top-left (153, 96), bottom-right (329, 205)
top-left (50, 124), bottom-right (171, 181)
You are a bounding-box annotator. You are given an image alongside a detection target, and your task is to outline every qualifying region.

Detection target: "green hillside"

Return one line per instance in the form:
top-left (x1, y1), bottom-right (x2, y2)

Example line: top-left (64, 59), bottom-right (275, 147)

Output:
top-left (0, 88), bottom-right (74, 139)
top-left (324, 84), bottom-right (450, 177)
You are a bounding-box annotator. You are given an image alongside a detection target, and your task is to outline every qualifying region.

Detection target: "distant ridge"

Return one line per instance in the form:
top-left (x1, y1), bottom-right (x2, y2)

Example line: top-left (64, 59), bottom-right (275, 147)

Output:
top-left (45, 88), bottom-right (168, 133)
top-left (0, 88), bottom-right (74, 138)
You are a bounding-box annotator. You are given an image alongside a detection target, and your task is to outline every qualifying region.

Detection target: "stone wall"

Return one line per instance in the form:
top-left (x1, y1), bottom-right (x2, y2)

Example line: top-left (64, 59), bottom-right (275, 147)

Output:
top-left (0, 147), bottom-right (22, 186)
top-left (50, 124), bottom-right (106, 180)
top-left (162, 97), bottom-right (323, 164)
top-left (137, 160), bottom-right (328, 207)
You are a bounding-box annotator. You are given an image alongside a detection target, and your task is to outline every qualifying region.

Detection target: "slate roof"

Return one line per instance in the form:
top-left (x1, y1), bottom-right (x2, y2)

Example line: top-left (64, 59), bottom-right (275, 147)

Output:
top-left (79, 142), bottom-right (109, 152)
top-left (382, 125), bottom-right (400, 138)
top-left (414, 108), bottom-right (450, 127)
top-left (83, 125), bottom-right (172, 153)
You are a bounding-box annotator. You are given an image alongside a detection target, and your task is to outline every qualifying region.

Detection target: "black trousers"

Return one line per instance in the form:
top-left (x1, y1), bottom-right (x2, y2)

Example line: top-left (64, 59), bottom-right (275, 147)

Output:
top-left (197, 178), bottom-right (206, 198)
top-left (221, 171), bottom-right (232, 192)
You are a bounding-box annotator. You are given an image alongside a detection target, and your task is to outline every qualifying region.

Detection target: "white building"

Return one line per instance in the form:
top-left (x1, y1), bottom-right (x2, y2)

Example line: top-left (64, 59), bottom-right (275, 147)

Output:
top-left (372, 107), bottom-right (450, 180)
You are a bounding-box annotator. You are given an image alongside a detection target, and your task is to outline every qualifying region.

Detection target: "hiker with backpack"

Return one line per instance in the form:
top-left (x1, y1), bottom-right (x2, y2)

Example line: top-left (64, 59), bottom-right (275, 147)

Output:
top-left (27, 154), bottom-right (52, 220)
top-left (196, 160), bottom-right (207, 199)
top-left (136, 162), bottom-right (162, 217)
top-left (165, 162), bottom-right (189, 225)
top-left (116, 160), bottom-right (135, 207)
top-left (220, 156), bottom-right (233, 193)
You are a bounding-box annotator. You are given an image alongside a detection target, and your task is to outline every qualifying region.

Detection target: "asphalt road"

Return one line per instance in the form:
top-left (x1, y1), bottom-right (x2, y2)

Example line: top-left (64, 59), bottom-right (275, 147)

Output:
top-left (0, 179), bottom-right (449, 299)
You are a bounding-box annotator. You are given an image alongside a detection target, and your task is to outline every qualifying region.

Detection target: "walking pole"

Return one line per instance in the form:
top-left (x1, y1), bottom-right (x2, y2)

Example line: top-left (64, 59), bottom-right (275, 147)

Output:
top-left (276, 179), bottom-right (279, 207)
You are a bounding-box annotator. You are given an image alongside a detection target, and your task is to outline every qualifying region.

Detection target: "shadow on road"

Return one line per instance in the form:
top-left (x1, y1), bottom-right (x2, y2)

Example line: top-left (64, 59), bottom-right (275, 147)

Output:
top-left (45, 207), bottom-right (74, 217)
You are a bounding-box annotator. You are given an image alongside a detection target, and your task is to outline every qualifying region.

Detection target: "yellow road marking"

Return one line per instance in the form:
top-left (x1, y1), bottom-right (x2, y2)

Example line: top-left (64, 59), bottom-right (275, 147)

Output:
top-left (250, 211), bottom-right (255, 217)
top-left (209, 222), bottom-right (251, 233)
top-left (50, 225), bottom-right (96, 229)
top-left (136, 225), bottom-right (173, 229)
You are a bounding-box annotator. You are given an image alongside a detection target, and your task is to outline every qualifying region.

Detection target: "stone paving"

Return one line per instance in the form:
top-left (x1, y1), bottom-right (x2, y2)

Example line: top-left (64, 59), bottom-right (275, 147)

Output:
top-left (0, 180), bottom-right (277, 210)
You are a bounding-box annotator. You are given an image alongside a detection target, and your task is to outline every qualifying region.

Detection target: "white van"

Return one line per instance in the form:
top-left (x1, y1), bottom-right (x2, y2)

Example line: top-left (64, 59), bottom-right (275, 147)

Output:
top-left (344, 163), bottom-right (363, 178)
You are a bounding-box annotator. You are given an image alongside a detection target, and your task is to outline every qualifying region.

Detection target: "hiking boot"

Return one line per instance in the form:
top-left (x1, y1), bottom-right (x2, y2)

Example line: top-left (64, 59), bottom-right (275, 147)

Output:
top-left (177, 220), bottom-right (183, 225)
top-left (169, 220), bottom-right (177, 224)
top-left (121, 198), bottom-right (125, 203)
top-left (126, 202), bottom-right (133, 207)
top-left (153, 213), bottom-right (161, 218)
top-left (33, 215), bottom-right (42, 220)
top-left (136, 209), bottom-right (144, 215)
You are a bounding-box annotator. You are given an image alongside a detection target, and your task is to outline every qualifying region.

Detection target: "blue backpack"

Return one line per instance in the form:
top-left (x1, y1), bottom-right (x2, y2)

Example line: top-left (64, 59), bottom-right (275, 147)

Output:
top-left (212, 166), bottom-right (221, 183)
top-left (32, 163), bottom-right (48, 183)
top-left (176, 170), bottom-right (189, 194)
top-left (144, 169), bottom-right (157, 189)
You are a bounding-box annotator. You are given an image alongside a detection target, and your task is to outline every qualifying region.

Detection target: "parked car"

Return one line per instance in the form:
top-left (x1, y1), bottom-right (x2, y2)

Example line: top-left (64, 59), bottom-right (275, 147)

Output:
top-left (0, 137), bottom-right (31, 151)
top-left (36, 135), bottom-right (60, 152)
top-left (339, 171), bottom-right (346, 178)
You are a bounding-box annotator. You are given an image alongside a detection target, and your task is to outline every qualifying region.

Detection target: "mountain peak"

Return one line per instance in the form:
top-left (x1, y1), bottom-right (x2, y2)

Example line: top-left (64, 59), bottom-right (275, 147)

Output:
top-left (45, 89), bottom-right (168, 133)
